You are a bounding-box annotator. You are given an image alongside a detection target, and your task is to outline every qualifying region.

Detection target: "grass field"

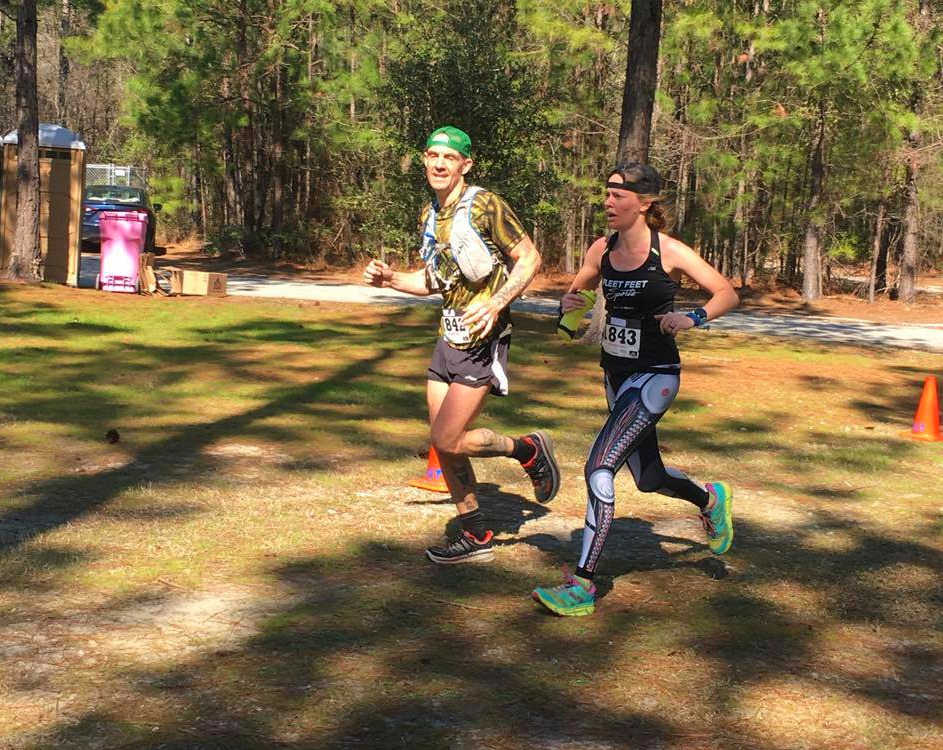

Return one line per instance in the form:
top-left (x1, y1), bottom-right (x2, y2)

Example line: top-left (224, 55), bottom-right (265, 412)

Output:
top-left (1, 283), bottom-right (941, 750)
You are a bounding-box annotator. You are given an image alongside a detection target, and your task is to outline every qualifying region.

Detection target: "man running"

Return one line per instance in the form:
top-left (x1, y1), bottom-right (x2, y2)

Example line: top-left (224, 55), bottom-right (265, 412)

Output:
top-left (363, 125), bottom-right (560, 564)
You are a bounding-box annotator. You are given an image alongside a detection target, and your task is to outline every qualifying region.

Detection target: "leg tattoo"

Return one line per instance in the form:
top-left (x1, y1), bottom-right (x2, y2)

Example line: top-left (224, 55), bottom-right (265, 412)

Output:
top-left (440, 453), bottom-right (479, 514)
top-left (464, 428), bottom-right (514, 458)
top-left (453, 457), bottom-right (476, 493)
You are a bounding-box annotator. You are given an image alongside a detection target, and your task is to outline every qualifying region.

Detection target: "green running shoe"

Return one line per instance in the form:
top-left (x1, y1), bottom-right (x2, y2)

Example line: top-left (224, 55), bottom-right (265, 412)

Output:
top-left (532, 567), bottom-right (596, 617)
top-left (700, 481), bottom-right (734, 555)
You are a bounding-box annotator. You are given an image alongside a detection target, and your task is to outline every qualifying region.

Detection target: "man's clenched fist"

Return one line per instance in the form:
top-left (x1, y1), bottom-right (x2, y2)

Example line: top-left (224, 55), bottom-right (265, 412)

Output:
top-left (363, 259), bottom-right (393, 287)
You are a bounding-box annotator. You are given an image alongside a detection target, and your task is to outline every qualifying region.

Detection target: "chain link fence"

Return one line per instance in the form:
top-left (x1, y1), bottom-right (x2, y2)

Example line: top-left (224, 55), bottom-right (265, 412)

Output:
top-left (84, 164), bottom-right (148, 188)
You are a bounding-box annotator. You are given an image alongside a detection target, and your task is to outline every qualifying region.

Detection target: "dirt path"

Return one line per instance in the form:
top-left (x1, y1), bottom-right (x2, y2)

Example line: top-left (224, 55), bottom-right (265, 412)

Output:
top-left (77, 246), bottom-right (943, 352)
top-left (149, 241), bottom-right (943, 325)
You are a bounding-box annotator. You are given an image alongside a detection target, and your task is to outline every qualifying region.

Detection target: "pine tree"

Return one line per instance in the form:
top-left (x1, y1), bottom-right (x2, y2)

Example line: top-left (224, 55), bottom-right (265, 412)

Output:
top-left (3, 0), bottom-right (40, 282)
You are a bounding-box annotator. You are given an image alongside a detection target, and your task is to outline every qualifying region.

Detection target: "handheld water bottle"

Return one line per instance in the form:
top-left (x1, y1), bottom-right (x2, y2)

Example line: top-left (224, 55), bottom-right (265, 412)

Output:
top-left (557, 289), bottom-right (597, 340)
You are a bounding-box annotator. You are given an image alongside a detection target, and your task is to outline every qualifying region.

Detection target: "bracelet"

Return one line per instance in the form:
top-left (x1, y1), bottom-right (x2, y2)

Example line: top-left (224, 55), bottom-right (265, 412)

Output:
top-left (685, 307), bottom-right (710, 330)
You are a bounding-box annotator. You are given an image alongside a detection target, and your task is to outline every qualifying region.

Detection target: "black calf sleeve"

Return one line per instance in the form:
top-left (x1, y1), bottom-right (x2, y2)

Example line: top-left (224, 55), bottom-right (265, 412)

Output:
top-left (629, 436), bottom-right (709, 508)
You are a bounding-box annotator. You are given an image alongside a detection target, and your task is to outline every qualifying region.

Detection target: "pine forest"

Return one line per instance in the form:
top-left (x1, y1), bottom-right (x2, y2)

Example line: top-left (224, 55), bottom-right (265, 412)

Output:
top-left (2, 0), bottom-right (941, 301)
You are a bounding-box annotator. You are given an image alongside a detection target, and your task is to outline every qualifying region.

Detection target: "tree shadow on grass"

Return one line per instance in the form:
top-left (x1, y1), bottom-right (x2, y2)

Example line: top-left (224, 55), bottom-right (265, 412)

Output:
top-left (3, 290), bottom-right (942, 748)
top-left (14, 509), bottom-right (942, 749)
top-left (517, 514), bottom-right (728, 597)
top-left (0, 303), bottom-right (453, 562)
top-left (0, 346), bottom-right (407, 556)
top-left (0, 301), bottom-right (572, 585)
top-left (10, 541), bottom-right (697, 749)
top-left (848, 373), bottom-right (934, 427)
top-left (408, 482), bottom-right (550, 542)
top-left (3, 458), bottom-right (943, 750)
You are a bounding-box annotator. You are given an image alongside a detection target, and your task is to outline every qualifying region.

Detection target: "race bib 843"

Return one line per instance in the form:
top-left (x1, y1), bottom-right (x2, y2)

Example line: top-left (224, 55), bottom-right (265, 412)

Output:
top-left (602, 316), bottom-right (641, 359)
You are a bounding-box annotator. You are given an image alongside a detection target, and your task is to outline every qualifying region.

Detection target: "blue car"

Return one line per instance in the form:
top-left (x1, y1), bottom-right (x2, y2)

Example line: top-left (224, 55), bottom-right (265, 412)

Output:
top-left (81, 184), bottom-right (162, 254)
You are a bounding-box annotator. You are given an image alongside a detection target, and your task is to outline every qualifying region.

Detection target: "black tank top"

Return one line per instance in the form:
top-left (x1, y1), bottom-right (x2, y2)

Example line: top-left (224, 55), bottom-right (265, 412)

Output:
top-left (599, 229), bottom-right (681, 373)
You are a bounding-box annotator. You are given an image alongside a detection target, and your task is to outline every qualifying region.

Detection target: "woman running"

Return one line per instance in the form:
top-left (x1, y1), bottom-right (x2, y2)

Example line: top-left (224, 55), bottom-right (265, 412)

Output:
top-left (532, 162), bottom-right (740, 616)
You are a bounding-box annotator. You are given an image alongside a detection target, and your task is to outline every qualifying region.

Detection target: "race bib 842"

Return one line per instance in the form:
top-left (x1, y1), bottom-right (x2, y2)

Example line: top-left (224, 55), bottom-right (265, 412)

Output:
top-left (442, 308), bottom-right (471, 345)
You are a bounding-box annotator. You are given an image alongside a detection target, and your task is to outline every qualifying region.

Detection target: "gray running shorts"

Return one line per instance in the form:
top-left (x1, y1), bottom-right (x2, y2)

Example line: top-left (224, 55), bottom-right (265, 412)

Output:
top-left (427, 336), bottom-right (511, 397)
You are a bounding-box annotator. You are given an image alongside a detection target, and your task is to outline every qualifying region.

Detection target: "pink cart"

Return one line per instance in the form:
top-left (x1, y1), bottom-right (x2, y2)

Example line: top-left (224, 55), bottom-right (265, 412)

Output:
top-left (96, 211), bottom-right (148, 293)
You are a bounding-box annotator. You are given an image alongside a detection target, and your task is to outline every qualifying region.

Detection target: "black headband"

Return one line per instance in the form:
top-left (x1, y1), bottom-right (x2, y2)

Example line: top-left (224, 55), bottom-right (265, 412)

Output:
top-left (606, 180), bottom-right (653, 194)
top-left (607, 161), bottom-right (664, 194)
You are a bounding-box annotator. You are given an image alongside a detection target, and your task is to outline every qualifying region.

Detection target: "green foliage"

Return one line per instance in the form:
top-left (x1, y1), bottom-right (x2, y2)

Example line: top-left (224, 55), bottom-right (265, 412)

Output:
top-left (381, 0), bottom-right (555, 232)
top-left (655, 0), bottom-right (943, 285)
top-left (205, 225), bottom-right (246, 257)
top-left (43, 0), bottom-right (940, 276)
top-left (827, 232), bottom-right (867, 263)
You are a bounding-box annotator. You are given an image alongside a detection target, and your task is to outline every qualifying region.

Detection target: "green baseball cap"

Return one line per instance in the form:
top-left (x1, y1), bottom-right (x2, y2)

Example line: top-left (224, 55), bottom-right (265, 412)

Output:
top-left (425, 126), bottom-right (472, 157)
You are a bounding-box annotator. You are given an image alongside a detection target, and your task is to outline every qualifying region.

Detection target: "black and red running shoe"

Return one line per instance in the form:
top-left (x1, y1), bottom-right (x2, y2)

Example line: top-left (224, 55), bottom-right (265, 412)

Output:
top-left (520, 431), bottom-right (561, 504)
top-left (425, 530), bottom-right (495, 564)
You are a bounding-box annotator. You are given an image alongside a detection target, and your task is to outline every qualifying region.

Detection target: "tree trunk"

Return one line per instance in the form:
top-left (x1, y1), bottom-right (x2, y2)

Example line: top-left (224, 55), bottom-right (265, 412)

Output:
top-left (57, 0), bottom-right (70, 121)
top-left (899, 76), bottom-right (924, 304)
top-left (304, 12), bottom-right (318, 223)
top-left (616, 0), bottom-right (662, 164)
top-left (578, 205), bottom-right (587, 267)
top-left (868, 202), bottom-right (885, 303)
top-left (6, 0), bottom-right (40, 283)
top-left (738, 221), bottom-right (751, 288)
top-left (735, 148), bottom-right (748, 285)
top-left (271, 59), bottom-right (286, 260)
top-left (801, 222), bottom-right (822, 300)
top-left (801, 101), bottom-right (826, 301)
top-left (564, 205), bottom-right (575, 274)
top-left (235, 29), bottom-right (257, 246)
top-left (723, 226), bottom-right (734, 278)
top-left (710, 217), bottom-right (719, 269)
top-left (348, 6), bottom-right (357, 121)
top-left (736, 9), bottom-right (759, 287)
top-left (752, 185), bottom-right (771, 282)
top-left (878, 211), bottom-right (898, 295)
top-left (194, 139), bottom-right (207, 234)
top-left (899, 153), bottom-right (919, 304)
top-left (584, 0), bottom-right (662, 344)
top-left (676, 129), bottom-right (690, 233)
top-left (223, 124), bottom-right (239, 227)
top-left (685, 164), bottom-right (697, 240)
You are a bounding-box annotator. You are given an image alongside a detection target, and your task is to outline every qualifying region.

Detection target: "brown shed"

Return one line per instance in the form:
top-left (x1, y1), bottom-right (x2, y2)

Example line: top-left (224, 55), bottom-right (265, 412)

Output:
top-left (0, 124), bottom-right (87, 286)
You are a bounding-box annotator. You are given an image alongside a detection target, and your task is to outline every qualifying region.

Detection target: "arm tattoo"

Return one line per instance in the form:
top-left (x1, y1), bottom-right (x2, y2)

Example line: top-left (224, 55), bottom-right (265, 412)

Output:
top-left (489, 263), bottom-right (535, 311)
top-left (467, 428), bottom-right (512, 457)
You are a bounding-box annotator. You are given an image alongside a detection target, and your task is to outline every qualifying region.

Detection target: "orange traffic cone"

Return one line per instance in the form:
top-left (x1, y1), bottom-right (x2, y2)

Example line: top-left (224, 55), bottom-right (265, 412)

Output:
top-left (901, 376), bottom-right (942, 442)
top-left (408, 446), bottom-right (450, 492)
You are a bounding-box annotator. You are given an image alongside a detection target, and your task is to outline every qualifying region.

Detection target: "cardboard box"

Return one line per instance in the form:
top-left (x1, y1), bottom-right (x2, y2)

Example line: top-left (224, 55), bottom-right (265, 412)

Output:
top-left (166, 267), bottom-right (227, 297)
top-left (139, 253), bottom-right (157, 294)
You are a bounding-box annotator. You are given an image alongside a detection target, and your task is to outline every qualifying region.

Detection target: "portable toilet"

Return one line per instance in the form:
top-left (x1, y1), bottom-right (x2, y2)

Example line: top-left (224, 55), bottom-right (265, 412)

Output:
top-left (0, 124), bottom-right (87, 286)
